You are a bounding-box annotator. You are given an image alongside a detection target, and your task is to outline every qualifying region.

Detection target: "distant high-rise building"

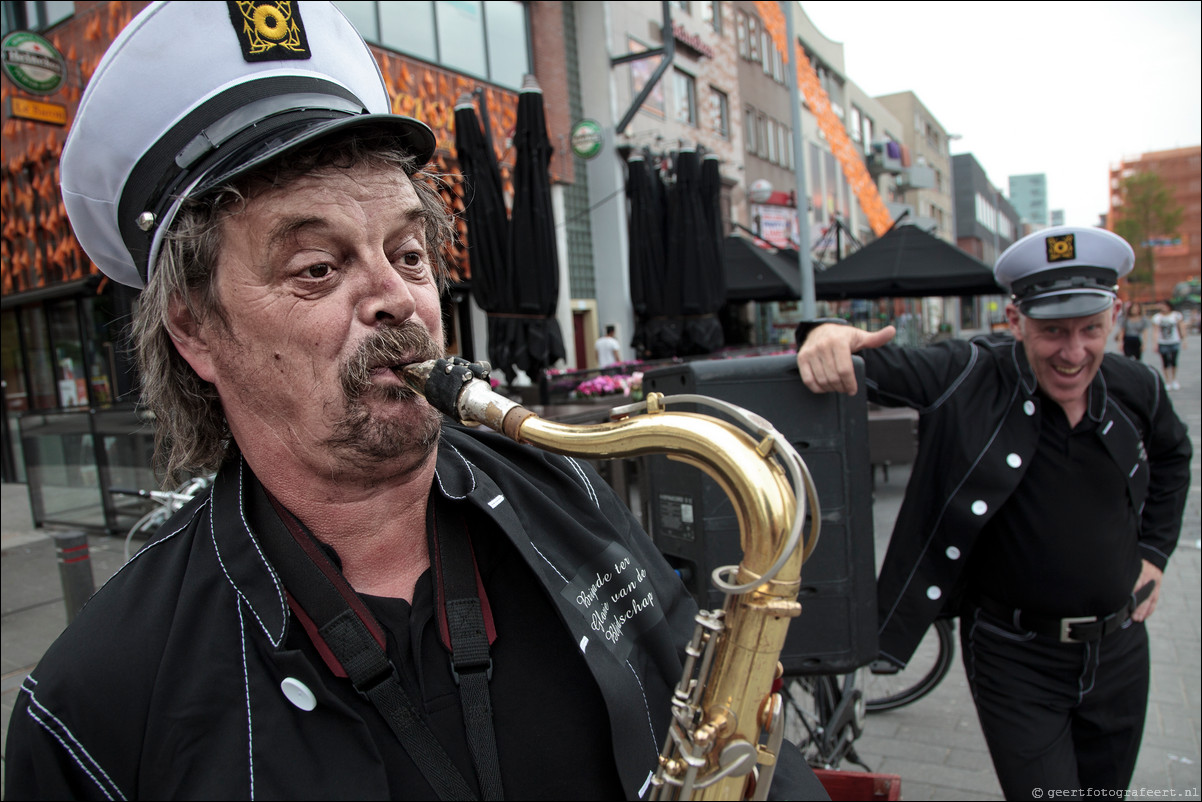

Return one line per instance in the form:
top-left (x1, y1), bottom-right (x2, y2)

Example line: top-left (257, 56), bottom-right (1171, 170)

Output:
top-left (1050, 209), bottom-right (1065, 226)
top-left (1008, 173), bottom-right (1049, 226)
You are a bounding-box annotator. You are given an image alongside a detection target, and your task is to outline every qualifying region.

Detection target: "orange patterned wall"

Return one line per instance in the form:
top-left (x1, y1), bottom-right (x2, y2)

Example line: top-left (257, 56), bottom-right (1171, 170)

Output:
top-left (2, 1), bottom-right (546, 294)
top-left (1, 1), bottom-right (141, 295)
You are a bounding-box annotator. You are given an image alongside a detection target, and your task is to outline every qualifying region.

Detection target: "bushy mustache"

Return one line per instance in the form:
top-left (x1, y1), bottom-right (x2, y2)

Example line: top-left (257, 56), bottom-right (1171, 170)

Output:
top-left (341, 322), bottom-right (444, 400)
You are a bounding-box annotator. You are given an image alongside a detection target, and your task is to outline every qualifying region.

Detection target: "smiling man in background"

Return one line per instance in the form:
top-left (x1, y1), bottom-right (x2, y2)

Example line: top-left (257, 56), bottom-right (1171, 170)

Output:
top-left (795, 225), bottom-right (1191, 799)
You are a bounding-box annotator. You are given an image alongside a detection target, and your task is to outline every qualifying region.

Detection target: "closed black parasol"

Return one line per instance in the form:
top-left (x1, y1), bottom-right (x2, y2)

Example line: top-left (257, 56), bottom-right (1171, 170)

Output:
top-left (689, 152), bottom-right (725, 352)
top-left (454, 82), bottom-right (565, 383)
top-left (628, 149), bottom-right (725, 358)
top-left (504, 76), bottom-right (566, 381)
top-left (626, 152), bottom-right (673, 358)
top-left (453, 93), bottom-right (511, 363)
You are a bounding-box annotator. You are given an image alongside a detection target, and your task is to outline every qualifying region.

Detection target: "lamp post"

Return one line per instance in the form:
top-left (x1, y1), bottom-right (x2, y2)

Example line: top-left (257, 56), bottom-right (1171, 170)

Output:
top-left (785, 1), bottom-right (815, 318)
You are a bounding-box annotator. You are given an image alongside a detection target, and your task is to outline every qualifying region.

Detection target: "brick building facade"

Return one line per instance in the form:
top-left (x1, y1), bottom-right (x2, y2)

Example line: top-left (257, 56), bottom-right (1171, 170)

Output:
top-left (1109, 145), bottom-right (1202, 303)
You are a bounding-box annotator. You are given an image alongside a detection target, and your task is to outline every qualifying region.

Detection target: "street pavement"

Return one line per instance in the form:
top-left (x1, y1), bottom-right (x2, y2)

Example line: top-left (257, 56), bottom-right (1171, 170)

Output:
top-left (1, 334), bottom-right (1199, 799)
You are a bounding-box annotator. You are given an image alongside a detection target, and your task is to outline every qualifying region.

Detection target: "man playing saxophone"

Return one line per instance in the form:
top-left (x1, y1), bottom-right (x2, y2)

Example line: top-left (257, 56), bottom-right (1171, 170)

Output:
top-left (5, 3), bottom-right (824, 799)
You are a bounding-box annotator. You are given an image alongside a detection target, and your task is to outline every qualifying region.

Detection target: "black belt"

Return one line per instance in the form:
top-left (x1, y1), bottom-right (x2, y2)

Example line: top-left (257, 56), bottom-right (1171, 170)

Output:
top-left (976, 581), bottom-right (1154, 643)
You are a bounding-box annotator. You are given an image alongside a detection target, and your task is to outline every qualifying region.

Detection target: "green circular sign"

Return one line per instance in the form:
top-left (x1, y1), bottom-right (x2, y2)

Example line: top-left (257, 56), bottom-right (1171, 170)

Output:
top-left (570, 119), bottom-right (604, 161)
top-left (2, 31), bottom-right (66, 95)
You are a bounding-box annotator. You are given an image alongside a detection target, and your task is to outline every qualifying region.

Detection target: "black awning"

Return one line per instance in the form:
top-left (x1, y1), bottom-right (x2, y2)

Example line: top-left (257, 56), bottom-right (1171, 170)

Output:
top-left (722, 235), bottom-right (802, 303)
top-left (814, 225), bottom-right (1001, 299)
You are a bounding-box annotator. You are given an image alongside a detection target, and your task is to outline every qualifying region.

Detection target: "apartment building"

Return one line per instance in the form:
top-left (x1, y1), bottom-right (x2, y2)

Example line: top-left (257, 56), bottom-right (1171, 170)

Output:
top-left (875, 91), bottom-right (955, 244)
top-left (574, 1), bottom-right (737, 350)
top-left (952, 153), bottom-right (1020, 331)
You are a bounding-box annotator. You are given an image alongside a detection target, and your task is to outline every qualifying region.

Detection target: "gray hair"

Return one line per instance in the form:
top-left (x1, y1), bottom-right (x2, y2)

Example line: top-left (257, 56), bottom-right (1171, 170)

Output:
top-left (132, 134), bottom-right (454, 484)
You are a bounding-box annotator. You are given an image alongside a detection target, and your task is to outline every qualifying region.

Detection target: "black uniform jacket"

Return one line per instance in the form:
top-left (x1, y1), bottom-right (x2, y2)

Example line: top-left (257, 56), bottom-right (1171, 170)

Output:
top-left (6, 424), bottom-right (706, 800)
top-left (863, 334), bottom-right (1191, 668)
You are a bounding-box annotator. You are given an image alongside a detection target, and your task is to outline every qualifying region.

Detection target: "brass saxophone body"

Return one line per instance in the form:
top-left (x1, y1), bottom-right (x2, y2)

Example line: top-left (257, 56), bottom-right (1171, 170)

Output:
top-left (402, 359), bottom-right (819, 800)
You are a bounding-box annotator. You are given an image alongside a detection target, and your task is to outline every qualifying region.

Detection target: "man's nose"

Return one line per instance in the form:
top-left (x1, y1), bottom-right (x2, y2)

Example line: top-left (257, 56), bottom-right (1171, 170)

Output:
top-left (1061, 332), bottom-right (1089, 362)
top-left (359, 257), bottom-right (417, 325)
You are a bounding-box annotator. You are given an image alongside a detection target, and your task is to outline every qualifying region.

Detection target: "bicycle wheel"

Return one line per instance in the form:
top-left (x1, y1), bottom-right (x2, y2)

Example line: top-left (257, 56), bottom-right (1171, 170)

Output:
top-left (864, 618), bottom-right (955, 713)
top-left (783, 675), bottom-right (838, 767)
top-left (783, 673), bottom-right (869, 771)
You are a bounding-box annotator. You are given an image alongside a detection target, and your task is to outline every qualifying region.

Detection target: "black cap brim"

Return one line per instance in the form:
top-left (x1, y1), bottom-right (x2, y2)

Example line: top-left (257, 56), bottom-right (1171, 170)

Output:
top-left (1019, 291), bottom-right (1117, 320)
top-left (191, 111), bottom-right (436, 198)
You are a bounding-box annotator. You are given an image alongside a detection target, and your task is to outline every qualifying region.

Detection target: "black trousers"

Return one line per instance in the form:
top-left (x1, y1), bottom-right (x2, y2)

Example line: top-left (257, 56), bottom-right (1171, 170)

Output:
top-left (961, 605), bottom-right (1149, 800)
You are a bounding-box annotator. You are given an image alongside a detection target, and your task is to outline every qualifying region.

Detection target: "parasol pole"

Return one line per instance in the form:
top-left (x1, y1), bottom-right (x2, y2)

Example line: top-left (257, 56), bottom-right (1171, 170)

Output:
top-left (784, 1), bottom-right (815, 318)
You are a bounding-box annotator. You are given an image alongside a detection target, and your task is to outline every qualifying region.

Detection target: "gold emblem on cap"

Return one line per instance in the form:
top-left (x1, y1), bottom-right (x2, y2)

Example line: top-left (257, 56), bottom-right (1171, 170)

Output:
top-left (231, 2), bottom-right (306, 56)
top-left (1045, 233), bottom-right (1075, 262)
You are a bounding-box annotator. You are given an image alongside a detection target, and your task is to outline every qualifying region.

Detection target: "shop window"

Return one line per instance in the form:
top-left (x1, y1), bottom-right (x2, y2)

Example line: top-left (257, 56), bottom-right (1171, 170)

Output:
top-left (47, 300), bottom-right (86, 409)
top-left (20, 306), bottom-right (56, 411)
top-left (379, 2), bottom-right (437, 63)
top-left (335, 1), bottom-right (378, 40)
top-left (674, 69), bottom-right (697, 126)
top-left (629, 37), bottom-right (665, 117)
top-left (1, 1), bottom-right (73, 34)
top-left (80, 295), bottom-right (120, 406)
top-left (334, 1), bottom-right (529, 90)
top-left (2, 310), bottom-right (28, 480)
top-left (849, 105), bottom-right (863, 143)
top-left (710, 87), bottom-right (729, 139)
top-left (483, 1), bottom-right (527, 90)
top-left (436, 1), bottom-right (487, 79)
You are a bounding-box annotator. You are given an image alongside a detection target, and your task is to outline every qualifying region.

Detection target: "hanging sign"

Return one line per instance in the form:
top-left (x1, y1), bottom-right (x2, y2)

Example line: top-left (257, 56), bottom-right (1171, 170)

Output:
top-left (570, 119), bottom-right (604, 160)
top-left (2, 31), bottom-right (66, 95)
top-left (6, 96), bottom-right (67, 125)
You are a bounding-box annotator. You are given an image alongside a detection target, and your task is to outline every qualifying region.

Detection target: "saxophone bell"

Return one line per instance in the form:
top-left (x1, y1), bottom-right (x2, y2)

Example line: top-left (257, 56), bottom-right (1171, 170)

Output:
top-left (404, 358), bottom-right (820, 801)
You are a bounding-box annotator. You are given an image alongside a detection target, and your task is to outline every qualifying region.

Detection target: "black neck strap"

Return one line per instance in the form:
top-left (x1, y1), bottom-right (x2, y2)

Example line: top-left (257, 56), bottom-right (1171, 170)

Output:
top-left (428, 497), bottom-right (503, 801)
top-left (246, 476), bottom-right (501, 800)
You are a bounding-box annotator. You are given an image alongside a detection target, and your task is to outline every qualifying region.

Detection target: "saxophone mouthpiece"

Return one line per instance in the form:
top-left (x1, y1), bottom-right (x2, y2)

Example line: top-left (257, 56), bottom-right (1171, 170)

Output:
top-left (399, 360), bottom-right (436, 395)
top-left (400, 358), bottom-right (504, 422)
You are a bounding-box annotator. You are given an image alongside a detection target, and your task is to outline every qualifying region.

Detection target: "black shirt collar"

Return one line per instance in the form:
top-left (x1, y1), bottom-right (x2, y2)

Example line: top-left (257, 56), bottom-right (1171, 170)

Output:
top-left (1009, 337), bottom-right (1109, 423)
top-left (208, 431), bottom-right (488, 645)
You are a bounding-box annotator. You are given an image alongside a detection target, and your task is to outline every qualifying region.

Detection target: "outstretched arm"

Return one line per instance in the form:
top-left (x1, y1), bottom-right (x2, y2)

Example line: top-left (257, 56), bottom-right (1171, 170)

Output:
top-left (796, 324), bottom-right (896, 396)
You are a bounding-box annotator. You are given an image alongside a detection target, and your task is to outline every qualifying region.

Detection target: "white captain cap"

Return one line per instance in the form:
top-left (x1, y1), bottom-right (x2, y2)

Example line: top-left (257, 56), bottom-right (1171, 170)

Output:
top-left (60, 1), bottom-right (435, 289)
top-left (994, 226), bottom-right (1134, 319)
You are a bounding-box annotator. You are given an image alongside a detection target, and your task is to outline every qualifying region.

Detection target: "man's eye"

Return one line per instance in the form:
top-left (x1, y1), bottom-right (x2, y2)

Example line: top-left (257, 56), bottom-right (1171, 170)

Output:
top-left (401, 252), bottom-right (423, 267)
top-left (305, 264), bottom-right (332, 278)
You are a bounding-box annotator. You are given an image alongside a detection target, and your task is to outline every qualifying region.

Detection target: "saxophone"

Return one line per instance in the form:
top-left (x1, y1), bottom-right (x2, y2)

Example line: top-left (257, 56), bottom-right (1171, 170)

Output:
top-left (402, 359), bottom-right (820, 801)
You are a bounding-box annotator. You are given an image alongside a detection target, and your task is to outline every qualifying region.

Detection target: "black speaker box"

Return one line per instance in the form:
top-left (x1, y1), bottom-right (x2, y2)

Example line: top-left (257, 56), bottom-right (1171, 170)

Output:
top-left (642, 353), bottom-right (877, 675)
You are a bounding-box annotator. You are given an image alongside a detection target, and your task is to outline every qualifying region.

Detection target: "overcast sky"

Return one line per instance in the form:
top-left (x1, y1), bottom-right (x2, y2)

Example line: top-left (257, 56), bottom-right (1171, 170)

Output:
top-left (799, 1), bottom-right (1202, 227)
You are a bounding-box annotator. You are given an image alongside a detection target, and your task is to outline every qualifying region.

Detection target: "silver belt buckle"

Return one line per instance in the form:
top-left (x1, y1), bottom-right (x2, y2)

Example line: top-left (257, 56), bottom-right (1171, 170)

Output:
top-left (1059, 615), bottom-right (1096, 643)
